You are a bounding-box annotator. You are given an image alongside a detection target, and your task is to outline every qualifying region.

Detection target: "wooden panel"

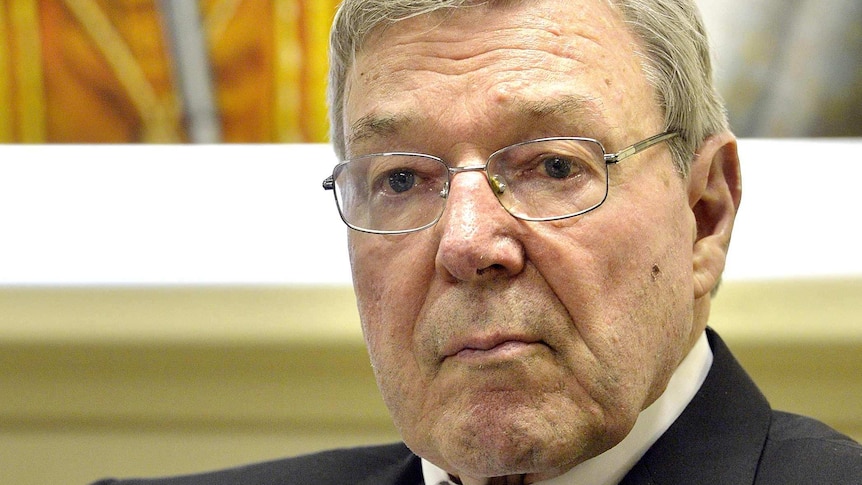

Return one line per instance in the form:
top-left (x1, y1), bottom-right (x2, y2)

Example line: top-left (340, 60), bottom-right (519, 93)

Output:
top-left (1, 280), bottom-right (859, 483)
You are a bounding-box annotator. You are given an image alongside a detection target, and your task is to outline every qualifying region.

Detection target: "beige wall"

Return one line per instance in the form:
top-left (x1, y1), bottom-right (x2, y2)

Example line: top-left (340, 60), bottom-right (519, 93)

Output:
top-left (2, 280), bottom-right (860, 484)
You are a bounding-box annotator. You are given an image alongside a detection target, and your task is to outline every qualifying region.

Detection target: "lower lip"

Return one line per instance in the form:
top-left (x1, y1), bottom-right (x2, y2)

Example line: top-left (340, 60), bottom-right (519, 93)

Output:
top-left (453, 341), bottom-right (540, 361)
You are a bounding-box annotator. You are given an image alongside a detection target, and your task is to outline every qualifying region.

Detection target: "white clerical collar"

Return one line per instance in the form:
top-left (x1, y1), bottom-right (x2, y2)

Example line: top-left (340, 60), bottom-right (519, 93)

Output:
top-left (421, 331), bottom-right (713, 485)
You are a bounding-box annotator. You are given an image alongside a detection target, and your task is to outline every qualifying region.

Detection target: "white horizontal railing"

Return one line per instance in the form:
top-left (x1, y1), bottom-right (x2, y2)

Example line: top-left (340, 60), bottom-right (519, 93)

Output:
top-left (0, 139), bottom-right (859, 285)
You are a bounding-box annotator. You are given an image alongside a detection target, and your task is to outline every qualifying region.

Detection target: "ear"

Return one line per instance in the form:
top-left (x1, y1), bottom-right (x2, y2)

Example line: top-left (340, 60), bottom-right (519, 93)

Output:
top-left (688, 131), bottom-right (742, 299)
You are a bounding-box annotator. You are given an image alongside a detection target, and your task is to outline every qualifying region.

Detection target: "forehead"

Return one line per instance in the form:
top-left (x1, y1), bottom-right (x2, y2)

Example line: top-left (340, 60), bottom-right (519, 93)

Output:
top-left (343, 0), bottom-right (658, 153)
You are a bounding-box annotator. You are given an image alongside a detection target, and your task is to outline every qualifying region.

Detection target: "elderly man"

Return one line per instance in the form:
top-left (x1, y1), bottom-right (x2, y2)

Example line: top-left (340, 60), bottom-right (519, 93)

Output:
top-left (94, 0), bottom-right (861, 484)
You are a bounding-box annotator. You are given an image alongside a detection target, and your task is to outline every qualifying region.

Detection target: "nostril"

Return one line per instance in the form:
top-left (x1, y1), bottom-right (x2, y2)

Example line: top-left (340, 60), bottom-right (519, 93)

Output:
top-left (476, 263), bottom-right (507, 276)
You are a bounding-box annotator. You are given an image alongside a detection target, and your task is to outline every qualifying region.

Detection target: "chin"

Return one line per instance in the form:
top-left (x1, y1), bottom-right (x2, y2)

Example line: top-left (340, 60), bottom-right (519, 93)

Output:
top-left (437, 429), bottom-right (589, 479)
top-left (425, 398), bottom-right (615, 479)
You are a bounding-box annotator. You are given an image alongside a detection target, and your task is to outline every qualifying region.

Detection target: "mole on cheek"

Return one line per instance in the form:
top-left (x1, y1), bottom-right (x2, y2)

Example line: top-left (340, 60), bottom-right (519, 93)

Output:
top-left (651, 264), bottom-right (661, 281)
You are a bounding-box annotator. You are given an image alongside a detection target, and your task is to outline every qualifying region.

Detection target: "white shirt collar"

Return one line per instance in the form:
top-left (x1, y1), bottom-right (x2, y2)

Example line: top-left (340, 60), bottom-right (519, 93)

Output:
top-left (421, 331), bottom-right (713, 485)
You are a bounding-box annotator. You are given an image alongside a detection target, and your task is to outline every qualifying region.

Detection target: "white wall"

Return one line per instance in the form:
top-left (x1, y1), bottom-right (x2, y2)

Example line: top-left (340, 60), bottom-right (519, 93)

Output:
top-left (0, 139), bottom-right (859, 285)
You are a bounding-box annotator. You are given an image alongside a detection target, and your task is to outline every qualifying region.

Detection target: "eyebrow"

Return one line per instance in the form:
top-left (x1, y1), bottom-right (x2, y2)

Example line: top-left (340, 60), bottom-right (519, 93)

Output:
top-left (346, 113), bottom-right (411, 148)
top-left (512, 95), bottom-right (605, 126)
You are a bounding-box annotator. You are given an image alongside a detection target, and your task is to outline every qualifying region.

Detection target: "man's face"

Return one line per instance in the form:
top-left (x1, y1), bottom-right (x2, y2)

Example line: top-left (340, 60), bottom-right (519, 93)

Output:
top-left (343, 0), bottom-right (707, 480)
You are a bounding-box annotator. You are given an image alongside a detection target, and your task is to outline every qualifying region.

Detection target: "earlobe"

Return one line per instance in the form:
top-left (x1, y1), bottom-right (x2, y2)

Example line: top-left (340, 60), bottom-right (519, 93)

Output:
top-left (688, 131), bottom-right (742, 298)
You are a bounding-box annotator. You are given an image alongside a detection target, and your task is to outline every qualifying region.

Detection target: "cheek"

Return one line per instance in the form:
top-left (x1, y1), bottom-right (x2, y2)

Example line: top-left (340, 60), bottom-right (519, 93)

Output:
top-left (348, 233), bottom-right (436, 411)
top-left (350, 235), bottom-right (425, 351)
top-left (621, 210), bottom-right (694, 358)
top-left (529, 190), bottom-right (696, 398)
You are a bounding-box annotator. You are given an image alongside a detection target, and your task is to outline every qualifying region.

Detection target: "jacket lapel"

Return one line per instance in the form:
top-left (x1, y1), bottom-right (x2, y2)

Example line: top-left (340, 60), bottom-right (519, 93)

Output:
top-left (620, 329), bottom-right (772, 485)
top-left (357, 448), bottom-right (423, 485)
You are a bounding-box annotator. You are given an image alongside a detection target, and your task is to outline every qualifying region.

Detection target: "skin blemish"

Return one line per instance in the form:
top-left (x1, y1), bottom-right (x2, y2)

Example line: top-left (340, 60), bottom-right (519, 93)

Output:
top-left (651, 264), bottom-right (661, 281)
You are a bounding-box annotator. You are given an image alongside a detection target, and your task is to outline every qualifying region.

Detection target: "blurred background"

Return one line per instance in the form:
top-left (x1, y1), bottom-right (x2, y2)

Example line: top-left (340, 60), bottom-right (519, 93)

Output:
top-left (0, 0), bottom-right (859, 143)
top-left (0, 1), bottom-right (860, 484)
top-left (0, 0), bottom-right (337, 143)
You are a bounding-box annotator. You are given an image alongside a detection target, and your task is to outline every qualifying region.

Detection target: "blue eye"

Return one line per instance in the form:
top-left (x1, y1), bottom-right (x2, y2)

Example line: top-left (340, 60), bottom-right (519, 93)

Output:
top-left (388, 169), bottom-right (416, 193)
top-left (543, 156), bottom-right (573, 179)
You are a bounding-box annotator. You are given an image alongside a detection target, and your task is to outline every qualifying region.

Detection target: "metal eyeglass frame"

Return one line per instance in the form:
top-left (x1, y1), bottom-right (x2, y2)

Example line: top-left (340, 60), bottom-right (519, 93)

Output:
top-left (322, 131), bottom-right (679, 234)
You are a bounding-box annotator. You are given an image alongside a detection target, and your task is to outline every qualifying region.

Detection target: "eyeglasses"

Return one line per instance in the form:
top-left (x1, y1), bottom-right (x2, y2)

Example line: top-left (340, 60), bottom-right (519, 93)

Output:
top-left (322, 131), bottom-right (678, 234)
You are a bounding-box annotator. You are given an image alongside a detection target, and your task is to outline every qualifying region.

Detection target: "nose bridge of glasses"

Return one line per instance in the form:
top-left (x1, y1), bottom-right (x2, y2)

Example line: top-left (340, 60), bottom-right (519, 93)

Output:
top-left (446, 164), bottom-right (507, 195)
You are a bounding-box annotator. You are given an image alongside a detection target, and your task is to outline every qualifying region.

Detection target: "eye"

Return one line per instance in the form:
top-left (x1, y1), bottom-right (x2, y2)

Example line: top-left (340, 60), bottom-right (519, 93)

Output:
top-left (542, 156), bottom-right (574, 179)
top-left (387, 169), bottom-right (416, 193)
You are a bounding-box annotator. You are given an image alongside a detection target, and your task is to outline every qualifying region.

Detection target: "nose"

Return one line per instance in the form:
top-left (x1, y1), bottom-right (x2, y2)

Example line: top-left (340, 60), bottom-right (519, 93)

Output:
top-left (434, 169), bottom-right (525, 282)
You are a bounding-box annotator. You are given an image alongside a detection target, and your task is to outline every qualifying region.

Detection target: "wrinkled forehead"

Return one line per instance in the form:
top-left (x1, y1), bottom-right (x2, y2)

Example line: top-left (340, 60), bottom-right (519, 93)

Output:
top-left (335, 0), bottom-right (669, 166)
top-left (353, 0), bottom-right (558, 55)
top-left (330, 0), bottom-right (643, 157)
top-left (349, 0), bottom-right (497, 38)
top-left (343, 0), bottom-right (635, 99)
top-left (345, 3), bottom-right (646, 117)
top-left (343, 0), bottom-right (626, 52)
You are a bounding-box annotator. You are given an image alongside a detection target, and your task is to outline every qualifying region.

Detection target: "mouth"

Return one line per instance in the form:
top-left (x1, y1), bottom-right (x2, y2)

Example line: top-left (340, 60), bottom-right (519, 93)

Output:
top-left (443, 335), bottom-right (547, 363)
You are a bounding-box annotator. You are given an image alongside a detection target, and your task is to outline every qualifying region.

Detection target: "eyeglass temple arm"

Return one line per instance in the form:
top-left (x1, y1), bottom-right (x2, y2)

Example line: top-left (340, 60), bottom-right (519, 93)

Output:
top-left (604, 131), bottom-right (679, 164)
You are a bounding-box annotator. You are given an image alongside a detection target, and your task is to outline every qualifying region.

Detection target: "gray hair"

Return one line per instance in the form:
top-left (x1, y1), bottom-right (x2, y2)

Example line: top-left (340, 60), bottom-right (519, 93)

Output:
top-left (327, 0), bottom-right (728, 175)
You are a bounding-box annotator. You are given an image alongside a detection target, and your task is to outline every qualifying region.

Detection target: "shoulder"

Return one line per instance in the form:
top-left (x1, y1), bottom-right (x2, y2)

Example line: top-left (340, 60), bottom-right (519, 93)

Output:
top-left (91, 442), bottom-right (419, 485)
top-left (756, 411), bottom-right (862, 484)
